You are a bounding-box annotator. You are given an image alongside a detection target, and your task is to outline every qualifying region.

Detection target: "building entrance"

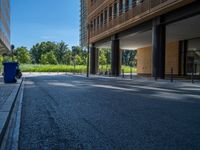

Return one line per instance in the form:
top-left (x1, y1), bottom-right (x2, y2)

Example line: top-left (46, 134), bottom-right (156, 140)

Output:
top-left (187, 38), bottom-right (200, 76)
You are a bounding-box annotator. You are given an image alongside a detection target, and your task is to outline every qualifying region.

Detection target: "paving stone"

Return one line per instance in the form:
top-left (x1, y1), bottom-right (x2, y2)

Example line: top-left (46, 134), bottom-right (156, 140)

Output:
top-left (0, 112), bottom-right (9, 131)
top-left (0, 78), bottom-right (22, 144)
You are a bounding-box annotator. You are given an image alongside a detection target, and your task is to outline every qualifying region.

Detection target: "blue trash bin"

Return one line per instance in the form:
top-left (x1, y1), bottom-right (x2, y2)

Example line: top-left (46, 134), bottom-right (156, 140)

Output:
top-left (3, 62), bottom-right (19, 83)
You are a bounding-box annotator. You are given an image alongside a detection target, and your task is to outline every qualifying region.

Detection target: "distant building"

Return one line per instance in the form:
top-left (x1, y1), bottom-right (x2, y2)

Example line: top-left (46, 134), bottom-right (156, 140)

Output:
top-left (86, 0), bottom-right (200, 78)
top-left (0, 0), bottom-right (10, 55)
top-left (80, 0), bottom-right (87, 48)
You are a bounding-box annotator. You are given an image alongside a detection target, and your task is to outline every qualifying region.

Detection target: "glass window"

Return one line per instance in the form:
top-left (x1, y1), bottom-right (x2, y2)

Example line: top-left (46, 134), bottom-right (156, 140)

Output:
top-left (187, 38), bottom-right (200, 75)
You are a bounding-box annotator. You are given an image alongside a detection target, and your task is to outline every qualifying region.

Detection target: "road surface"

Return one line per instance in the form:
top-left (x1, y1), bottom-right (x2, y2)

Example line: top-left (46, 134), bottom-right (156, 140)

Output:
top-left (19, 75), bottom-right (200, 150)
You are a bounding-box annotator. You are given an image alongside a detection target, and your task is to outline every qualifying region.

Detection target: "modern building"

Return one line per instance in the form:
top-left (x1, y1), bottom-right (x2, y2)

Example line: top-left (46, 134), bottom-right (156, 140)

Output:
top-left (86, 0), bottom-right (200, 78)
top-left (80, 0), bottom-right (88, 48)
top-left (0, 0), bottom-right (10, 55)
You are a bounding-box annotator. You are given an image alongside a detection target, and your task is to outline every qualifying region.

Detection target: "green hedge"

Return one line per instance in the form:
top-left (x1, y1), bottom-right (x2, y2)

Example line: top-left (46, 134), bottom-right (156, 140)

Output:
top-left (20, 64), bottom-right (137, 73)
top-left (20, 64), bottom-right (86, 73)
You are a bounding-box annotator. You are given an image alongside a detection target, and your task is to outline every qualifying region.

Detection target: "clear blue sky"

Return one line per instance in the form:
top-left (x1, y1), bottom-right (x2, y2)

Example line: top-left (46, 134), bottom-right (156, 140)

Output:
top-left (11, 0), bottom-right (80, 49)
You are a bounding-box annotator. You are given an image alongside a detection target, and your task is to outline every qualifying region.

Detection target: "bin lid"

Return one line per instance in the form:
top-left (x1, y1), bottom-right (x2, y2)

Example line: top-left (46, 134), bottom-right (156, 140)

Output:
top-left (3, 62), bottom-right (19, 65)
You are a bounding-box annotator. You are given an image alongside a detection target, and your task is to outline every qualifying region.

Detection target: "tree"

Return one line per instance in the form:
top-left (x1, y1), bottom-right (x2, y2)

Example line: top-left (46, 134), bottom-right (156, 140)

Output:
top-left (19, 41), bottom-right (91, 65)
top-left (81, 49), bottom-right (88, 65)
top-left (64, 50), bottom-right (72, 65)
top-left (100, 48), bottom-right (111, 65)
top-left (30, 41), bottom-right (58, 64)
top-left (15, 47), bottom-right (31, 64)
top-left (72, 46), bottom-right (88, 65)
top-left (72, 46), bottom-right (82, 56)
top-left (56, 41), bottom-right (69, 64)
top-left (99, 50), bottom-right (107, 65)
top-left (75, 55), bottom-right (83, 65)
top-left (30, 43), bottom-right (42, 64)
top-left (40, 51), bottom-right (58, 65)
top-left (122, 50), bottom-right (137, 67)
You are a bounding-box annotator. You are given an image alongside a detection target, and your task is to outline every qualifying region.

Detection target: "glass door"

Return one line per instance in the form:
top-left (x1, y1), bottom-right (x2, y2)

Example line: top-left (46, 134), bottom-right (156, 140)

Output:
top-left (187, 38), bottom-right (200, 76)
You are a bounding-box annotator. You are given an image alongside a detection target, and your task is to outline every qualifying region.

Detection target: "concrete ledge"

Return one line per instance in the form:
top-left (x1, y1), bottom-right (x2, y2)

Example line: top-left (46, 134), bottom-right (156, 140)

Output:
top-left (0, 79), bottom-right (23, 149)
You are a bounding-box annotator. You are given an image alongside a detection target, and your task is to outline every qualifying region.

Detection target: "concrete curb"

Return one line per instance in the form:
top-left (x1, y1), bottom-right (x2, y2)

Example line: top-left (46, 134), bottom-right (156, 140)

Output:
top-left (69, 73), bottom-right (200, 84)
top-left (8, 80), bottom-right (24, 150)
top-left (0, 79), bottom-right (23, 150)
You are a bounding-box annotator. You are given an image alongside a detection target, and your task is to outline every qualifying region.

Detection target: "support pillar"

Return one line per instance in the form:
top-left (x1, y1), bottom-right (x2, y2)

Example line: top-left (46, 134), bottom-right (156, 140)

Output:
top-left (111, 36), bottom-right (121, 76)
top-left (152, 17), bottom-right (166, 79)
top-left (90, 45), bottom-right (99, 74)
top-left (179, 40), bottom-right (187, 76)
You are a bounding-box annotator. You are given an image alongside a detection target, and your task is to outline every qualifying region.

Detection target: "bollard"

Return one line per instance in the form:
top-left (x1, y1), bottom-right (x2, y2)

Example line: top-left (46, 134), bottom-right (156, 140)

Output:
top-left (73, 69), bottom-right (76, 75)
top-left (191, 69), bottom-right (194, 83)
top-left (122, 69), bottom-right (125, 78)
top-left (195, 64), bottom-right (197, 75)
top-left (194, 64), bottom-right (197, 81)
top-left (171, 67), bottom-right (174, 83)
top-left (130, 68), bottom-right (133, 79)
top-left (155, 74), bottom-right (157, 81)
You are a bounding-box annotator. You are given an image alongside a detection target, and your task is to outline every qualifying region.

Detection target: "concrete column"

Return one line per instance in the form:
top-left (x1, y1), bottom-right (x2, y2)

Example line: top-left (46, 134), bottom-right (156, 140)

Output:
top-left (111, 36), bottom-right (121, 76)
top-left (152, 17), bottom-right (166, 79)
top-left (179, 40), bottom-right (187, 76)
top-left (90, 45), bottom-right (99, 74)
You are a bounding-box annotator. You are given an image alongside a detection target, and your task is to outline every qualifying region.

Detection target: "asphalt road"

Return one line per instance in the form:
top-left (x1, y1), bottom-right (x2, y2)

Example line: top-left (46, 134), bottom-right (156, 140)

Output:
top-left (19, 75), bottom-right (200, 150)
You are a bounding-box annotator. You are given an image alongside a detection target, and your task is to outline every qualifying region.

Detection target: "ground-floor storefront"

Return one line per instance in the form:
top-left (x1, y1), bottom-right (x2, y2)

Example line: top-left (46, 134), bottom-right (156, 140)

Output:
top-left (137, 38), bottom-right (200, 78)
top-left (89, 1), bottom-right (200, 79)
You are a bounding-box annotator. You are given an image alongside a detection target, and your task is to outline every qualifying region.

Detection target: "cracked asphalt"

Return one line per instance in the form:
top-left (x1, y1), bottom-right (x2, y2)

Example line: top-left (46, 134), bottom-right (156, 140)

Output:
top-left (19, 75), bottom-right (200, 150)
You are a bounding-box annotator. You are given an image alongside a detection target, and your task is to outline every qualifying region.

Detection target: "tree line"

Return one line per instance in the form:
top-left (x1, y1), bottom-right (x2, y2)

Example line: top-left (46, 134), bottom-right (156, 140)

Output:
top-left (0, 41), bottom-right (137, 67)
top-left (0, 41), bottom-right (87, 65)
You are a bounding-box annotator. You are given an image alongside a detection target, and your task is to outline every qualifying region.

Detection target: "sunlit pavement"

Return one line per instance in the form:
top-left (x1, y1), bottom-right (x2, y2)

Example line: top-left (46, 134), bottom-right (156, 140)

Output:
top-left (19, 74), bottom-right (200, 150)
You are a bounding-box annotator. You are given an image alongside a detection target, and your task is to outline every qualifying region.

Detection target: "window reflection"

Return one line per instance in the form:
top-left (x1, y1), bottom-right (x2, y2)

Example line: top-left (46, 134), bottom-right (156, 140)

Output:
top-left (187, 38), bottom-right (200, 75)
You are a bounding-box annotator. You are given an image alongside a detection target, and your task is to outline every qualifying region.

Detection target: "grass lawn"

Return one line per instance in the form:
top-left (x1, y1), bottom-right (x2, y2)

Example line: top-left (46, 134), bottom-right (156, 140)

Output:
top-left (20, 64), bottom-right (86, 73)
top-left (20, 64), bottom-right (137, 73)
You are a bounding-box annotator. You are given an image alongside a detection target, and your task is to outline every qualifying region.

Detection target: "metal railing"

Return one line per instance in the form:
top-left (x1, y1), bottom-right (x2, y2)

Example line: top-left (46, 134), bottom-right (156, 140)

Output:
top-left (89, 0), bottom-right (107, 13)
top-left (89, 0), bottom-right (179, 38)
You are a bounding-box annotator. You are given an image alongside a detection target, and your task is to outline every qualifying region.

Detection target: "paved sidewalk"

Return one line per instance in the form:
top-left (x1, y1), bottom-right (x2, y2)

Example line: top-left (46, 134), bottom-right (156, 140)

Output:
top-left (73, 73), bottom-right (200, 85)
top-left (0, 76), bottom-right (22, 147)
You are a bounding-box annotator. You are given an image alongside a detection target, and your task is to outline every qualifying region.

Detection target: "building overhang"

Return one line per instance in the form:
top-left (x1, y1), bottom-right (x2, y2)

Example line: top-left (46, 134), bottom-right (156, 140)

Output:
top-left (89, 0), bottom-right (194, 44)
top-left (95, 14), bottom-right (200, 50)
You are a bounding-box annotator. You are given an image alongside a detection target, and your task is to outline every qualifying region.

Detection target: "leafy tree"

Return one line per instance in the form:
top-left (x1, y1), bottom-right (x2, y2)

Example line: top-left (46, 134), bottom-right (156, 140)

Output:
top-left (72, 46), bottom-right (88, 65)
top-left (39, 41), bottom-right (58, 54)
top-left (56, 41), bottom-right (69, 64)
top-left (30, 41), bottom-right (58, 64)
top-left (64, 50), bottom-right (72, 65)
top-left (81, 50), bottom-right (88, 65)
top-left (30, 43), bottom-right (41, 64)
top-left (30, 41), bottom-right (72, 64)
top-left (40, 55), bottom-right (46, 64)
top-left (100, 48), bottom-right (111, 65)
top-left (75, 55), bottom-right (83, 65)
top-left (122, 50), bottom-right (137, 67)
top-left (72, 46), bottom-right (82, 56)
top-left (40, 51), bottom-right (58, 65)
top-left (99, 50), bottom-right (107, 65)
top-left (14, 47), bottom-right (31, 64)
